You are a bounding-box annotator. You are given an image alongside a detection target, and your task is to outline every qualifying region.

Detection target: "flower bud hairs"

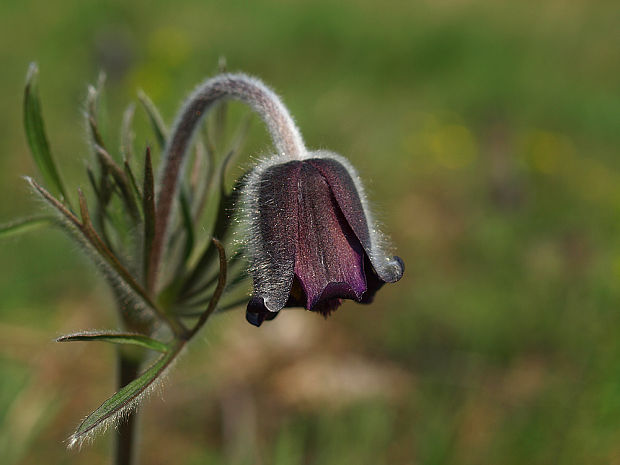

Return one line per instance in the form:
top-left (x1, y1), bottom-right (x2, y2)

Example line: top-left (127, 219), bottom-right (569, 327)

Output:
top-left (4, 63), bottom-right (404, 458)
top-left (233, 82), bottom-right (405, 326)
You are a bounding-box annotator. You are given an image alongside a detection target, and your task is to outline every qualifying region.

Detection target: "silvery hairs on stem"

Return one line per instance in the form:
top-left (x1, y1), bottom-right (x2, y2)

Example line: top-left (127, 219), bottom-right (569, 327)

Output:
top-left (149, 73), bottom-right (308, 290)
top-left (153, 74), bottom-right (402, 310)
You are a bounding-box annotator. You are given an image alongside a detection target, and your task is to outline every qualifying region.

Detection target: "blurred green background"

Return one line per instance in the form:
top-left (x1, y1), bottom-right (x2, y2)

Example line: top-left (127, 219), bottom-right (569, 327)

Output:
top-left (1, 0), bottom-right (620, 463)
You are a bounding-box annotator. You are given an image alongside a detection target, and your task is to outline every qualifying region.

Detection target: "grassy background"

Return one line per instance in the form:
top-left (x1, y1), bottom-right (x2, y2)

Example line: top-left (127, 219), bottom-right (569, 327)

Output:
top-left (1, 0), bottom-right (620, 463)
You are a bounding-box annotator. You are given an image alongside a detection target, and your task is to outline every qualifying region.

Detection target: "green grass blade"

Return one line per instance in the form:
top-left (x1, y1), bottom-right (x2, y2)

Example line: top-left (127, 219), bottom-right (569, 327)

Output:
top-left (56, 331), bottom-right (170, 353)
top-left (68, 343), bottom-right (183, 448)
top-left (23, 63), bottom-right (70, 205)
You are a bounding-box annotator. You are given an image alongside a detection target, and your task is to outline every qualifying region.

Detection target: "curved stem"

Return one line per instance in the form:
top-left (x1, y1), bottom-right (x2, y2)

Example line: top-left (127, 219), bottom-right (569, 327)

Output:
top-left (149, 74), bottom-right (306, 291)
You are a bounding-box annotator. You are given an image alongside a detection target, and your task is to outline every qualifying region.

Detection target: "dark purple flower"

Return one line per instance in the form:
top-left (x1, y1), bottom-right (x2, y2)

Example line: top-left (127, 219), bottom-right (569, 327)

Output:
top-left (240, 151), bottom-right (404, 327)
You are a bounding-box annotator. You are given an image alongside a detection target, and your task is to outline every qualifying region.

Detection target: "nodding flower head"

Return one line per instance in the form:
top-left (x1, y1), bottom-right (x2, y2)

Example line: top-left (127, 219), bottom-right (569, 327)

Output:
top-left (239, 151), bottom-right (404, 327)
top-left (159, 73), bottom-right (403, 326)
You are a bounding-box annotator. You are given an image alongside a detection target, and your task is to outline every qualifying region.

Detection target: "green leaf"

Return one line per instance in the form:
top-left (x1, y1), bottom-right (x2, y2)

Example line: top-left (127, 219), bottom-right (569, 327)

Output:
top-left (178, 149), bottom-right (240, 298)
top-left (124, 159), bottom-right (142, 203)
top-left (56, 331), bottom-right (170, 353)
top-left (178, 296), bottom-right (248, 317)
top-left (28, 178), bottom-right (187, 337)
top-left (160, 186), bottom-right (195, 294)
top-left (120, 102), bottom-right (136, 162)
top-left (138, 90), bottom-right (168, 149)
top-left (23, 63), bottom-right (70, 205)
top-left (188, 138), bottom-right (211, 221)
top-left (143, 148), bottom-right (156, 289)
top-left (179, 187), bottom-right (195, 263)
top-left (182, 269), bottom-right (248, 309)
top-left (227, 113), bottom-right (252, 166)
top-left (0, 216), bottom-right (53, 238)
top-left (94, 144), bottom-right (140, 221)
top-left (68, 343), bottom-right (183, 448)
top-left (86, 81), bottom-right (107, 150)
top-left (216, 296), bottom-right (249, 313)
top-left (186, 239), bottom-right (227, 338)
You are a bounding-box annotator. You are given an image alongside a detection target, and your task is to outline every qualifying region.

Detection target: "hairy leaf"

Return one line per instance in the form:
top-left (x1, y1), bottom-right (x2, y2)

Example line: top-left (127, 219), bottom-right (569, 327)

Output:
top-left (178, 150), bottom-right (240, 298)
top-left (56, 331), bottom-right (170, 353)
top-left (159, 186), bottom-right (196, 297)
top-left (124, 159), bottom-right (142, 203)
top-left (28, 178), bottom-right (185, 336)
top-left (189, 138), bottom-right (211, 221)
top-left (138, 90), bottom-right (167, 149)
top-left (85, 75), bottom-right (107, 150)
top-left (178, 296), bottom-right (249, 317)
top-left (0, 216), bottom-right (54, 238)
top-left (182, 269), bottom-right (248, 309)
top-left (143, 148), bottom-right (156, 290)
top-left (68, 343), bottom-right (183, 448)
top-left (94, 145), bottom-right (140, 221)
top-left (23, 63), bottom-right (70, 205)
top-left (187, 239), bottom-right (227, 338)
top-left (120, 102), bottom-right (136, 162)
top-left (179, 187), bottom-right (195, 263)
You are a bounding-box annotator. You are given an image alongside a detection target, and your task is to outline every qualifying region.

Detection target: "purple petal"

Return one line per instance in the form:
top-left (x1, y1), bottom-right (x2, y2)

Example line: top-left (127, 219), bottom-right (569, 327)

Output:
top-left (294, 162), bottom-right (367, 310)
top-left (249, 160), bottom-right (302, 311)
top-left (308, 156), bottom-right (404, 284)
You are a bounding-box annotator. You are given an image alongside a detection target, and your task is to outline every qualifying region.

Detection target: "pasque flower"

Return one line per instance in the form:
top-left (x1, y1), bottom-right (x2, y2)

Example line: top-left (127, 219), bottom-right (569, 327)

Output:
top-left (141, 71), bottom-right (403, 327)
top-left (15, 66), bottom-right (404, 453)
top-left (241, 152), bottom-right (405, 326)
top-left (231, 78), bottom-right (404, 326)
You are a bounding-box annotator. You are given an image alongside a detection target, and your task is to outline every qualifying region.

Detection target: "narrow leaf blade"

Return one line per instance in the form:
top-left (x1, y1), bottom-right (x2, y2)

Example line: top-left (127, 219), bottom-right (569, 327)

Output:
top-left (143, 148), bottom-right (156, 289)
top-left (179, 187), bottom-right (195, 262)
top-left (27, 178), bottom-right (184, 336)
top-left (56, 331), bottom-right (170, 353)
top-left (124, 159), bottom-right (142, 203)
top-left (120, 102), bottom-right (136, 162)
top-left (68, 345), bottom-right (182, 448)
top-left (138, 90), bottom-right (167, 149)
top-left (23, 63), bottom-right (70, 204)
top-left (0, 216), bottom-right (53, 238)
top-left (94, 144), bottom-right (140, 221)
top-left (179, 150), bottom-right (238, 296)
top-left (86, 84), bottom-right (106, 149)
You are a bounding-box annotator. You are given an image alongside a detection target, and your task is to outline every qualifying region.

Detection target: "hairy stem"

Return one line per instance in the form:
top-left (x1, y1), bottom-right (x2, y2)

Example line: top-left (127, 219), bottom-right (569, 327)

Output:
top-left (148, 74), bottom-right (306, 291)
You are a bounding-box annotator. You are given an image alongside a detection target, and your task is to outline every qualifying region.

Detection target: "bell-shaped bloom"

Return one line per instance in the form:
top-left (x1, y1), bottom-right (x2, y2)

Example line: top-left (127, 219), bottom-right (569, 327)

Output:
top-left (240, 151), bottom-right (404, 327)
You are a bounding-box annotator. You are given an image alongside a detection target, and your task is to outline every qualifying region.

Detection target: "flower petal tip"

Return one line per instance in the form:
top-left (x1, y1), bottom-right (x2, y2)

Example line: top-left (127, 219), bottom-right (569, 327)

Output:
top-left (388, 255), bottom-right (405, 282)
top-left (246, 296), bottom-right (280, 327)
